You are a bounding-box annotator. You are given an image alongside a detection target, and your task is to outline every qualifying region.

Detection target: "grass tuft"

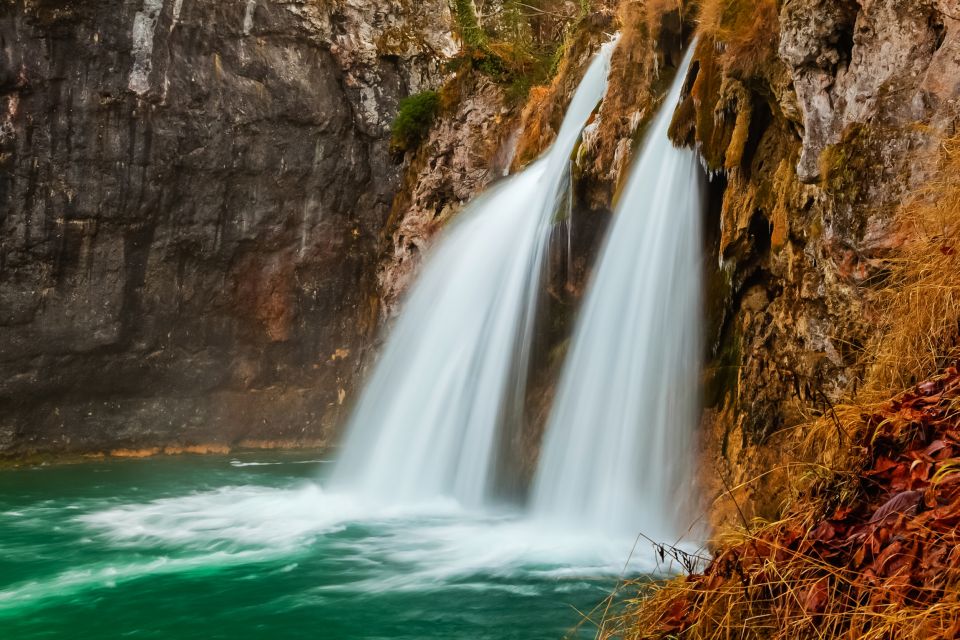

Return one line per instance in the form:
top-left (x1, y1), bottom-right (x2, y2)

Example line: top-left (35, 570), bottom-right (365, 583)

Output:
top-left (694, 0), bottom-right (779, 79)
top-left (390, 91), bottom-right (441, 153)
top-left (865, 135), bottom-right (960, 394)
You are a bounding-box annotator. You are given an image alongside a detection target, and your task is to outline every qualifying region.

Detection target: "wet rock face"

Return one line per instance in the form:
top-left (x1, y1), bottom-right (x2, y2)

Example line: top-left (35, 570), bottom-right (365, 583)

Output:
top-left (0, 0), bottom-right (455, 456)
top-left (579, 3), bottom-right (689, 208)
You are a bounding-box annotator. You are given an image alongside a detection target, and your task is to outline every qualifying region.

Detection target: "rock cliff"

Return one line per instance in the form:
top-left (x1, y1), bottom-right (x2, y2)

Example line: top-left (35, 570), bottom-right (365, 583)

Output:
top-left (0, 0), bottom-right (456, 457)
top-left (5, 0), bottom-right (960, 531)
top-left (662, 0), bottom-right (960, 526)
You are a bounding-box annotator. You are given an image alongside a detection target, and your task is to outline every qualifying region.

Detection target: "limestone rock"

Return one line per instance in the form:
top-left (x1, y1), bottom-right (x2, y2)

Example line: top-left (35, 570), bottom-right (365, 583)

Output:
top-left (378, 75), bottom-right (512, 318)
top-left (0, 0), bottom-right (456, 456)
top-left (779, 0), bottom-right (957, 182)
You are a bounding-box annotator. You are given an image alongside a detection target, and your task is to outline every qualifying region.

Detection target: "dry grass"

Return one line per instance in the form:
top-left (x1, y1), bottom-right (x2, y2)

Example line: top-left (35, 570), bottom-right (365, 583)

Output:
top-left (693, 0), bottom-right (779, 79)
top-left (604, 533), bottom-right (960, 640)
top-left (866, 136), bottom-right (960, 394)
top-left (640, 0), bottom-right (689, 37)
top-left (599, 370), bottom-right (960, 640)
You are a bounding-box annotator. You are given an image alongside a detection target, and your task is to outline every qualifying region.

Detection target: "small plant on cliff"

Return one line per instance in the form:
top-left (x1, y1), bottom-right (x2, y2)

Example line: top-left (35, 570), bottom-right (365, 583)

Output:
top-left (453, 0), bottom-right (487, 49)
top-left (390, 91), bottom-right (441, 153)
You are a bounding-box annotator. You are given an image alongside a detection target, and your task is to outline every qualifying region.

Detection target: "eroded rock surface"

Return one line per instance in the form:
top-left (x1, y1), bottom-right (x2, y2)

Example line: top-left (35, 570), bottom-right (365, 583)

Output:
top-left (780, 0), bottom-right (960, 183)
top-left (656, 0), bottom-right (960, 528)
top-left (0, 0), bottom-right (456, 456)
top-left (377, 74), bottom-right (511, 318)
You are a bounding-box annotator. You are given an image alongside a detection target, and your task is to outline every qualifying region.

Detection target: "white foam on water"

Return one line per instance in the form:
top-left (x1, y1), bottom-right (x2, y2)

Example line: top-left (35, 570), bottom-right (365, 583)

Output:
top-left (76, 484), bottom-right (367, 552)
top-left (69, 483), bottom-right (676, 589)
top-left (228, 459), bottom-right (327, 467)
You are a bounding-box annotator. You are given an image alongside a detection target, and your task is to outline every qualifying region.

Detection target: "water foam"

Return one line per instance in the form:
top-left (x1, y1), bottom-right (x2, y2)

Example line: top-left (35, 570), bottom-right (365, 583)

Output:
top-left (70, 483), bottom-right (674, 587)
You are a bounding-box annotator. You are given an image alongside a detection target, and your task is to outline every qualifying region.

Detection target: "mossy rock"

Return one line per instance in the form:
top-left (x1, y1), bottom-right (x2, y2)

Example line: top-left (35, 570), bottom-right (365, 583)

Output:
top-left (820, 123), bottom-right (878, 205)
top-left (706, 323), bottom-right (743, 411)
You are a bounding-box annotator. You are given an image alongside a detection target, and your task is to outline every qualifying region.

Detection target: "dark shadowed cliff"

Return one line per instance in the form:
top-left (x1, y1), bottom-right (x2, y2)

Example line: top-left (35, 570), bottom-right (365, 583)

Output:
top-left (0, 0), bottom-right (455, 457)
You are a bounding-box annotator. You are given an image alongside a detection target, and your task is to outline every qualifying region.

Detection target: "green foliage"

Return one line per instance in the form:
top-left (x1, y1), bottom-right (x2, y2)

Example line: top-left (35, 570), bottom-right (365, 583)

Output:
top-left (452, 0), bottom-right (487, 49)
top-left (390, 91), bottom-right (441, 153)
top-left (447, 0), bottom-right (595, 105)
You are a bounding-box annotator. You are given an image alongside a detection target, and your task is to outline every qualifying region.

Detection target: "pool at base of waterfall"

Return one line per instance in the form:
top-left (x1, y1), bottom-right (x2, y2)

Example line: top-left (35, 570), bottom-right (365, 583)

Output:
top-left (0, 453), bottom-right (668, 640)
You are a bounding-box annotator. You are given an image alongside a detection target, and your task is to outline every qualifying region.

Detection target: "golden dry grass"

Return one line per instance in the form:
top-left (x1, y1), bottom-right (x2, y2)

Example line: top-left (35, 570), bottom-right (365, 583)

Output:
top-left (598, 371), bottom-right (960, 639)
top-left (640, 0), bottom-right (689, 37)
top-left (595, 123), bottom-right (960, 639)
top-left (603, 531), bottom-right (960, 640)
top-left (693, 0), bottom-right (779, 79)
top-left (866, 136), bottom-right (960, 394)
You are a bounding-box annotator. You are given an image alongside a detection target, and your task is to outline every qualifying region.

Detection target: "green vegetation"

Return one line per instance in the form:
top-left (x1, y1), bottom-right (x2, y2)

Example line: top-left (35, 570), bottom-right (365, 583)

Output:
top-left (452, 0), bottom-right (487, 49)
top-left (390, 90), bottom-right (441, 153)
top-left (449, 0), bottom-right (595, 105)
top-left (392, 2), bottom-right (602, 154)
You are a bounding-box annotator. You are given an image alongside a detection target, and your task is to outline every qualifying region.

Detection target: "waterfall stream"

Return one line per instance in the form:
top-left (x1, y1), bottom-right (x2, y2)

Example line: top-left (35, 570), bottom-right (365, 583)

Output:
top-left (531, 45), bottom-right (705, 542)
top-left (0, 40), bottom-right (714, 640)
top-left (331, 39), bottom-right (619, 507)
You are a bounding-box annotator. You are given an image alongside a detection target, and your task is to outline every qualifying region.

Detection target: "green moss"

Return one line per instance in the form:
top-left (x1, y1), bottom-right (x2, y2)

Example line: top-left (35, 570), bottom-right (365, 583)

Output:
top-left (820, 123), bottom-right (872, 204)
top-left (452, 0), bottom-right (487, 49)
top-left (703, 256), bottom-right (741, 412)
top-left (390, 91), bottom-right (441, 153)
top-left (706, 324), bottom-right (743, 411)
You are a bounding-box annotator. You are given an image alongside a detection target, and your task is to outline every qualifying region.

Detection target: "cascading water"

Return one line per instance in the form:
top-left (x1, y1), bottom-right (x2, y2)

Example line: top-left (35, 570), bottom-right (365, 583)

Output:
top-left (531, 44), bottom-right (705, 542)
top-left (331, 39), bottom-right (619, 507)
top-left (0, 36), bottom-right (726, 640)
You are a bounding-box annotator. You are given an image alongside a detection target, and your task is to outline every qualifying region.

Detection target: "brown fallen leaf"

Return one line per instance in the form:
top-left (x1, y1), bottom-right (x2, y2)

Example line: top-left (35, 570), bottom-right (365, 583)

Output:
top-left (803, 577), bottom-right (829, 614)
top-left (870, 490), bottom-right (923, 524)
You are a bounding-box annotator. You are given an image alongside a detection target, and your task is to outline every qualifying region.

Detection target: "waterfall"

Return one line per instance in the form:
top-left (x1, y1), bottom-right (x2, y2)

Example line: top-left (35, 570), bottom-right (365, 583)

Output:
top-left (331, 39), bottom-right (619, 507)
top-left (531, 44), bottom-right (704, 542)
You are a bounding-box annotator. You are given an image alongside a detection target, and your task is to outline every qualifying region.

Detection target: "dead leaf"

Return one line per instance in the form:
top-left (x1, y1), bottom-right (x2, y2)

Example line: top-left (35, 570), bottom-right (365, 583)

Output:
top-left (803, 578), bottom-right (829, 614)
top-left (870, 490), bottom-right (923, 524)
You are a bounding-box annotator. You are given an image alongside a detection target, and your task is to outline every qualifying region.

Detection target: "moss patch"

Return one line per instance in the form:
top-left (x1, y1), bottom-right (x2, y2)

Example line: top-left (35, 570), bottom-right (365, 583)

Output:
top-left (452, 0), bottom-right (487, 49)
top-left (390, 90), bottom-right (441, 153)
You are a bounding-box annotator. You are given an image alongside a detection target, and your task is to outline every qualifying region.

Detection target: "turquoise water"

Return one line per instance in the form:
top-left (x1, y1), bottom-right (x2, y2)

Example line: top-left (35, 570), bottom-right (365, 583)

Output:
top-left (0, 454), bottom-right (647, 639)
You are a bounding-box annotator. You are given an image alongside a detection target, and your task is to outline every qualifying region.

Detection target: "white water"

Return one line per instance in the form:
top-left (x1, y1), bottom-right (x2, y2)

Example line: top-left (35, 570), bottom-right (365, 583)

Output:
top-left (331, 39), bottom-right (619, 507)
top-left (1, 492), bottom-right (652, 618)
top-left (69, 482), bottom-right (663, 587)
top-left (532, 45), bottom-right (704, 543)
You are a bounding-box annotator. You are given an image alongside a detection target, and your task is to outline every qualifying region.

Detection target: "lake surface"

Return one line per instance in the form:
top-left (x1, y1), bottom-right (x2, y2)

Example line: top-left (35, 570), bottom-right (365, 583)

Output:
top-left (0, 453), bottom-right (656, 639)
